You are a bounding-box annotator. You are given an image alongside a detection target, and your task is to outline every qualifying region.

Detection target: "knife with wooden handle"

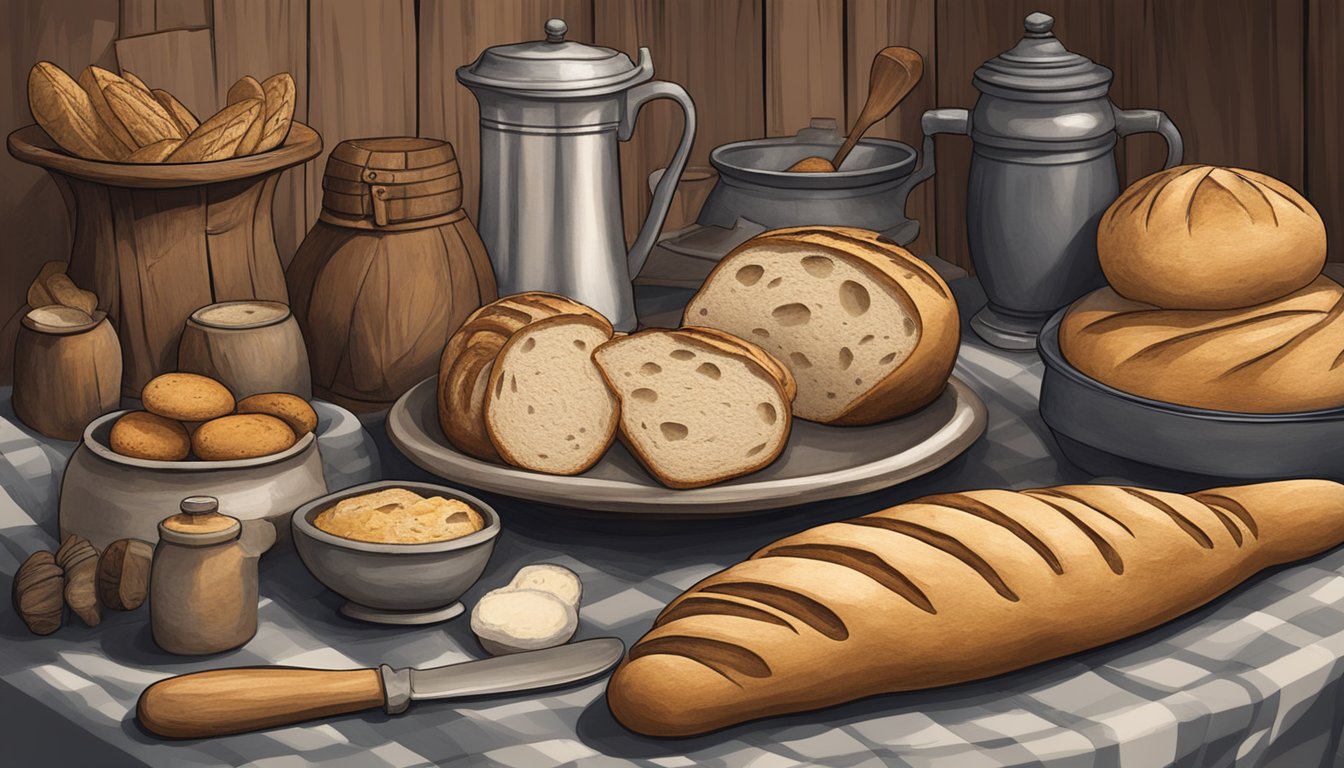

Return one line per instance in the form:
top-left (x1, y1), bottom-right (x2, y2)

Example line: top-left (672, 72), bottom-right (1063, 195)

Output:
top-left (137, 637), bottom-right (624, 738)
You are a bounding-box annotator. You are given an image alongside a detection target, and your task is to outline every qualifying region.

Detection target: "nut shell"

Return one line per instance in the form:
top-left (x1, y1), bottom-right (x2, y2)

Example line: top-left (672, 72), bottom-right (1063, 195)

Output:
top-left (97, 539), bottom-right (153, 611)
top-left (12, 550), bottom-right (64, 635)
top-left (57, 535), bottom-right (101, 627)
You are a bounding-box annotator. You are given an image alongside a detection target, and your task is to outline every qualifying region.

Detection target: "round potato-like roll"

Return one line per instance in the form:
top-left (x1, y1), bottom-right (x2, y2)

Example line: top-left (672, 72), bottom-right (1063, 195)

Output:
top-left (141, 372), bottom-right (235, 421)
top-left (236, 393), bottom-right (317, 436)
top-left (110, 411), bottom-right (190, 461)
top-left (191, 413), bottom-right (296, 460)
top-left (1098, 165), bottom-right (1325, 310)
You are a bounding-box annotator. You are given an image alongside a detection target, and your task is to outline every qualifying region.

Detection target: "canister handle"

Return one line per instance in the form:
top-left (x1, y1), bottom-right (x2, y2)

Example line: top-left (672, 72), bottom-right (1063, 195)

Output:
top-left (1113, 106), bottom-right (1183, 169)
top-left (620, 70), bottom-right (697, 279)
top-left (897, 108), bottom-right (970, 205)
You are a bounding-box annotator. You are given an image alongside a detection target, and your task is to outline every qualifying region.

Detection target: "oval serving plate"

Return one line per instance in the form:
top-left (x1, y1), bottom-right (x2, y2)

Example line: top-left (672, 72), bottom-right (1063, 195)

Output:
top-left (386, 374), bottom-right (987, 516)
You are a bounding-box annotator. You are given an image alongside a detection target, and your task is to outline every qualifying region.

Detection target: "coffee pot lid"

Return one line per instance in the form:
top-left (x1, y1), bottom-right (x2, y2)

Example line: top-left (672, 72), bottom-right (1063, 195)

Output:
top-left (159, 496), bottom-right (240, 546)
top-left (973, 13), bottom-right (1112, 99)
top-left (456, 19), bottom-right (653, 95)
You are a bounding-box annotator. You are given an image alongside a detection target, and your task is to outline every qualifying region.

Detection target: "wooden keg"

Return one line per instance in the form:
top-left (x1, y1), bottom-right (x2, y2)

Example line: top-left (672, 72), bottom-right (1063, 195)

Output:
top-left (287, 137), bottom-right (497, 411)
top-left (13, 306), bottom-right (122, 440)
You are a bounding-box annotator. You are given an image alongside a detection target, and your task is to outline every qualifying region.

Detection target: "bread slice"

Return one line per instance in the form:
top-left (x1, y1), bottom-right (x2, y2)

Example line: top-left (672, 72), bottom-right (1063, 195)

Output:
top-left (484, 314), bottom-right (617, 475)
top-left (594, 327), bottom-right (795, 489)
top-left (684, 226), bottom-right (959, 425)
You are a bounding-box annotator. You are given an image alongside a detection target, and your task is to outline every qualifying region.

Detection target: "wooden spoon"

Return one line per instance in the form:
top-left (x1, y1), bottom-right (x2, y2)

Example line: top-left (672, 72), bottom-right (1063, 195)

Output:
top-left (788, 46), bottom-right (924, 173)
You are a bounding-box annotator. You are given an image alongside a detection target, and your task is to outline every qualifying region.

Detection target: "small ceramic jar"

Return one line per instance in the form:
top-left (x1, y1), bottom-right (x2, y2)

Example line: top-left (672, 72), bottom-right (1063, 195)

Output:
top-left (13, 306), bottom-right (121, 441)
top-left (177, 300), bottom-right (311, 399)
top-left (150, 496), bottom-right (276, 655)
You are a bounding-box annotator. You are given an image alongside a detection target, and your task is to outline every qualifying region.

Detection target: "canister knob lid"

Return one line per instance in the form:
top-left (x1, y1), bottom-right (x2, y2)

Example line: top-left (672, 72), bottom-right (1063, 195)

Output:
top-left (456, 17), bottom-right (654, 96)
top-left (160, 496), bottom-right (241, 545)
top-left (1023, 12), bottom-right (1054, 34)
top-left (972, 12), bottom-right (1112, 100)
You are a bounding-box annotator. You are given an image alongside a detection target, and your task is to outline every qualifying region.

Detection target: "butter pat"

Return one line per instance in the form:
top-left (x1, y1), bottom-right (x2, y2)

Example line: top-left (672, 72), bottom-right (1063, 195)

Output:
top-left (471, 588), bottom-right (578, 656)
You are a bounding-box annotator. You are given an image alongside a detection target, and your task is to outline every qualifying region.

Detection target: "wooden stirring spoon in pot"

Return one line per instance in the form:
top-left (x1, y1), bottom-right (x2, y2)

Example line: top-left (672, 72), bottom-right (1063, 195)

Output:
top-left (788, 46), bottom-right (925, 173)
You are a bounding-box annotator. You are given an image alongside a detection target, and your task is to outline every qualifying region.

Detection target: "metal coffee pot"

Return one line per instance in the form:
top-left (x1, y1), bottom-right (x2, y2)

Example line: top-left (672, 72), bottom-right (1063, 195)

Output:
top-left (458, 19), bottom-right (696, 331)
top-left (922, 12), bottom-right (1183, 348)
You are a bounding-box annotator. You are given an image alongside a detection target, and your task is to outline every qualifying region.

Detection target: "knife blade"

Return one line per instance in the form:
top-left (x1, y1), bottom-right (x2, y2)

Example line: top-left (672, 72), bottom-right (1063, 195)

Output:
top-left (137, 637), bottom-right (626, 739)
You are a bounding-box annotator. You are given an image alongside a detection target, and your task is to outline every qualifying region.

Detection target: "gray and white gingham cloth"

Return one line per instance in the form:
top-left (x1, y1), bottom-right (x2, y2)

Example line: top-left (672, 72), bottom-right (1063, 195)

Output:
top-left (3, 280), bottom-right (1344, 768)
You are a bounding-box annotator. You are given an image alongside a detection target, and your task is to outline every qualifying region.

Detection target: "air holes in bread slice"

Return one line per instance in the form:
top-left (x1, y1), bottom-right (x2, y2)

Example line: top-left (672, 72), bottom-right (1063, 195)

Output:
top-left (767, 277), bottom-right (783, 288)
top-left (772, 303), bottom-right (811, 326)
top-left (641, 362), bottom-right (662, 375)
top-left (839, 281), bottom-right (870, 316)
top-left (757, 402), bottom-right (777, 425)
top-left (736, 264), bottom-right (764, 286)
top-left (522, 337), bottom-right (537, 352)
top-left (631, 388), bottom-right (658, 403)
top-left (752, 328), bottom-right (770, 339)
top-left (903, 317), bottom-right (917, 336)
top-left (839, 347), bottom-right (854, 370)
top-left (670, 349), bottom-right (696, 361)
top-left (789, 352), bottom-right (813, 369)
top-left (802, 255), bottom-right (834, 277)
top-left (573, 339), bottom-right (587, 350)
top-left (696, 363), bottom-right (721, 380)
top-left (879, 352), bottom-right (897, 365)
top-left (661, 422), bottom-right (689, 441)
top-left (859, 334), bottom-right (875, 345)
top-left (746, 442), bottom-right (768, 457)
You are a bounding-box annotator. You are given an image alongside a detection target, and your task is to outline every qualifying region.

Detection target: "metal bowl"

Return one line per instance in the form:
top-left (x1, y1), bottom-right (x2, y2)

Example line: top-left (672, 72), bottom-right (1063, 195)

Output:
top-left (291, 480), bottom-right (501, 625)
top-left (1038, 308), bottom-right (1344, 487)
top-left (59, 409), bottom-right (327, 551)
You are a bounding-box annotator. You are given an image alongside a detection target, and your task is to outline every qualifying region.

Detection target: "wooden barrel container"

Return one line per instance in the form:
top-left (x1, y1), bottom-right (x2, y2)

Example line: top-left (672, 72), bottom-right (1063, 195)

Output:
top-left (178, 301), bottom-right (312, 399)
top-left (287, 137), bottom-right (497, 412)
top-left (13, 306), bottom-right (123, 441)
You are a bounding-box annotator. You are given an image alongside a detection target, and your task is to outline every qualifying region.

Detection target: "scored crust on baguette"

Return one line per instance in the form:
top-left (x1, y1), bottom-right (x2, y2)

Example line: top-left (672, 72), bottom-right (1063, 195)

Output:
top-left (484, 313), bottom-right (617, 475)
top-left (167, 99), bottom-right (262, 162)
top-left (684, 226), bottom-right (958, 425)
top-left (28, 62), bottom-right (128, 160)
top-left (594, 328), bottom-right (795, 489)
top-left (438, 292), bottom-right (609, 463)
top-left (607, 479), bottom-right (1344, 736)
top-left (1059, 276), bottom-right (1344, 413)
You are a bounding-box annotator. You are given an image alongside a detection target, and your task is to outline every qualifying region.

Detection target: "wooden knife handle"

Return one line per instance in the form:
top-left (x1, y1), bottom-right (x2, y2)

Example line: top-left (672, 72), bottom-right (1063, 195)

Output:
top-left (137, 666), bottom-right (386, 738)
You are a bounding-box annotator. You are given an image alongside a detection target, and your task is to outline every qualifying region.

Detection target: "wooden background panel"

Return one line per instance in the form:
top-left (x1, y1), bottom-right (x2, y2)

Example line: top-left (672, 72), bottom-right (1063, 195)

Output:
top-left (0, 0), bottom-right (121, 384)
top-left (1307, 0), bottom-right (1340, 255)
top-left (595, 0), bottom-right (765, 243)
top-left (418, 0), bottom-right (593, 221)
top-left (764, 0), bottom-right (844, 138)
top-left (846, 0), bottom-right (937, 259)
top-left (306, 0), bottom-right (418, 226)
top-left (212, 0), bottom-right (308, 264)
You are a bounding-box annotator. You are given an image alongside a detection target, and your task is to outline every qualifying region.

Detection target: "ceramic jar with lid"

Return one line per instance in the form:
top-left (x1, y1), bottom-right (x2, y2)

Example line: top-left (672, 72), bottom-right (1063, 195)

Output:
top-left (13, 305), bottom-right (122, 441)
top-left (150, 496), bottom-right (276, 655)
top-left (286, 137), bottom-right (498, 411)
top-left (920, 12), bottom-right (1183, 348)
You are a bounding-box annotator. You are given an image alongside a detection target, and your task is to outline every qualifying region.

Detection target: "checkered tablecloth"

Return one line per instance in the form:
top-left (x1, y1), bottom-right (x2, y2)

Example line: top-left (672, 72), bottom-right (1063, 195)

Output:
top-left (3, 280), bottom-right (1344, 768)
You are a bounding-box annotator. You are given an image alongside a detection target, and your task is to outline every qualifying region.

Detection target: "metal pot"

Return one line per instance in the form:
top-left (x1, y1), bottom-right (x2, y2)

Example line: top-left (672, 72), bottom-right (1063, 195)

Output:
top-left (923, 12), bottom-right (1182, 349)
top-left (457, 18), bottom-right (695, 332)
top-left (696, 119), bottom-right (935, 245)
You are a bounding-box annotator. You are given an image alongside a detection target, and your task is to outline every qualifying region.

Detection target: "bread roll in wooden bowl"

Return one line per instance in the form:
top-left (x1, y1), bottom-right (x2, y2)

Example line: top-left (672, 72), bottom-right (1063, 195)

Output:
top-left (1098, 165), bottom-right (1325, 310)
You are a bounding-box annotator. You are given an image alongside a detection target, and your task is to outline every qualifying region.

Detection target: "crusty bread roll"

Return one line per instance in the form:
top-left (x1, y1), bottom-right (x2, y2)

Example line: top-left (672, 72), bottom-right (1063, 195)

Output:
top-left (594, 327), bottom-right (796, 489)
top-left (437, 292), bottom-right (611, 464)
top-left (1099, 165), bottom-right (1325, 310)
top-left (608, 480), bottom-right (1344, 737)
top-left (684, 226), bottom-right (958, 425)
top-left (1059, 277), bottom-right (1344, 413)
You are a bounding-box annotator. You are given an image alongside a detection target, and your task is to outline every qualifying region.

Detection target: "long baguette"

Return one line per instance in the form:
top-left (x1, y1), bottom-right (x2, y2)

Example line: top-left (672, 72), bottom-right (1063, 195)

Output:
top-left (608, 480), bottom-right (1344, 736)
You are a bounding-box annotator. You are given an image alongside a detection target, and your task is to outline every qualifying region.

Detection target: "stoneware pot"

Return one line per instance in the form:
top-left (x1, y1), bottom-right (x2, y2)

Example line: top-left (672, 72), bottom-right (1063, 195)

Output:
top-left (177, 300), bottom-right (312, 399)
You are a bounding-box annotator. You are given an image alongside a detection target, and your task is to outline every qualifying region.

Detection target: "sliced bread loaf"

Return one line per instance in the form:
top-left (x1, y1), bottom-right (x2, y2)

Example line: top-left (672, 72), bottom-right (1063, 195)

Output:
top-left (437, 292), bottom-right (610, 464)
top-left (594, 327), bottom-right (796, 489)
top-left (684, 226), bottom-right (959, 425)
top-left (484, 313), bottom-right (617, 474)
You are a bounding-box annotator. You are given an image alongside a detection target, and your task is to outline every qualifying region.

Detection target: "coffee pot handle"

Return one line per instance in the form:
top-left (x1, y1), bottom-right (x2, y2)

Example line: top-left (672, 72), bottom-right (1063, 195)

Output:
top-left (1113, 107), bottom-right (1183, 169)
top-left (620, 75), bottom-right (697, 279)
top-left (895, 108), bottom-right (970, 210)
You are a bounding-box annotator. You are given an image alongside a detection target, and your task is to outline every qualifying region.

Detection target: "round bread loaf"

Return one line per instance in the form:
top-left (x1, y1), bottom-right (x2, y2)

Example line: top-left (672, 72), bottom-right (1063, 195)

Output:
top-left (236, 392), bottom-right (317, 436)
top-left (110, 411), bottom-right (190, 461)
top-left (1059, 277), bottom-right (1344, 413)
top-left (141, 372), bottom-right (235, 421)
top-left (191, 413), bottom-right (296, 460)
top-left (1098, 165), bottom-right (1325, 310)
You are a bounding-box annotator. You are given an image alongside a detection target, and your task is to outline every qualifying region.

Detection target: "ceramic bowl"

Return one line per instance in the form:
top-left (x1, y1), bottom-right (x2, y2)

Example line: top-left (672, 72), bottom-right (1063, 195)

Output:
top-left (1038, 308), bottom-right (1344, 487)
top-left (291, 480), bottom-right (501, 625)
top-left (59, 410), bottom-right (327, 551)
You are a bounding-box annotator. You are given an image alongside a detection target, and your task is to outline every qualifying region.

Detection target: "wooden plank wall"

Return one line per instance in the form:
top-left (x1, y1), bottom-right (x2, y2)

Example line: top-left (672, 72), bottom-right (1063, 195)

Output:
top-left (2, 0), bottom-right (1341, 385)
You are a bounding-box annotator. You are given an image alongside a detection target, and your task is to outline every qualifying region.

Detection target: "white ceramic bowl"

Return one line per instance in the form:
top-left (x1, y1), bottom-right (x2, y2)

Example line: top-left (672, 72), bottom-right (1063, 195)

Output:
top-left (292, 480), bottom-right (501, 625)
top-left (58, 409), bottom-right (328, 550)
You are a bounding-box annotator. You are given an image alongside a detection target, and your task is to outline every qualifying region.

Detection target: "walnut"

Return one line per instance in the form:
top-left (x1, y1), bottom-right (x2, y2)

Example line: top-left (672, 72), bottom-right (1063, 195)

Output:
top-left (97, 538), bottom-right (153, 611)
top-left (56, 535), bottom-right (100, 626)
top-left (12, 550), bottom-right (64, 635)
